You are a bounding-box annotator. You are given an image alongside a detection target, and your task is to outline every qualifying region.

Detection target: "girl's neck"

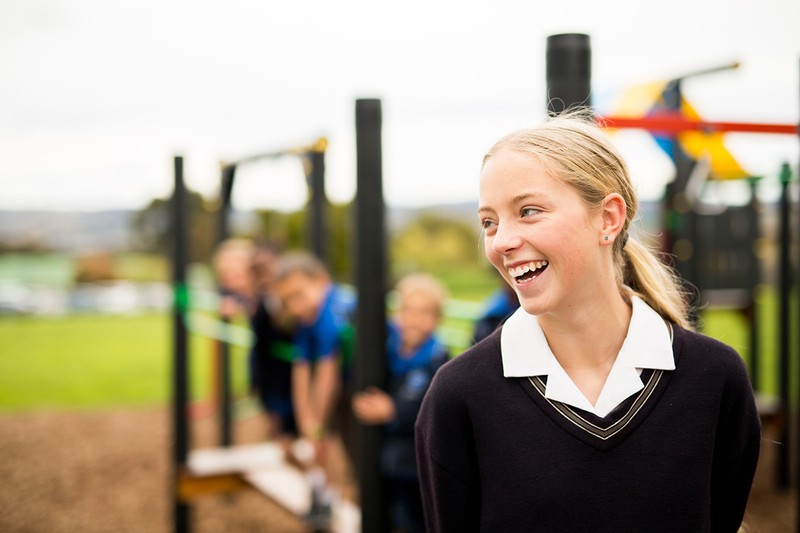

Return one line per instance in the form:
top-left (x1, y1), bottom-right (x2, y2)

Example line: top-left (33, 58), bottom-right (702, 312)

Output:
top-left (540, 288), bottom-right (630, 407)
top-left (538, 288), bottom-right (631, 376)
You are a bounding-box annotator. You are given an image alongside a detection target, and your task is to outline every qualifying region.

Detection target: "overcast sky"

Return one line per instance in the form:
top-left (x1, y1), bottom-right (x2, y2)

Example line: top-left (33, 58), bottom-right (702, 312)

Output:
top-left (2, 0), bottom-right (798, 213)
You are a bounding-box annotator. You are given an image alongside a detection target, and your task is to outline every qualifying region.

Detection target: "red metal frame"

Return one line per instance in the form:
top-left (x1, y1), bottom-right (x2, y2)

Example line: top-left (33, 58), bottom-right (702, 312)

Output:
top-left (598, 114), bottom-right (797, 135)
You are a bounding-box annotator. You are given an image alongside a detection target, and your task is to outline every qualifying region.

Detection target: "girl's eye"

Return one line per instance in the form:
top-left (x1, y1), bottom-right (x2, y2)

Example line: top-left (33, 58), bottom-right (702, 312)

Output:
top-left (521, 207), bottom-right (540, 217)
top-left (481, 219), bottom-right (497, 230)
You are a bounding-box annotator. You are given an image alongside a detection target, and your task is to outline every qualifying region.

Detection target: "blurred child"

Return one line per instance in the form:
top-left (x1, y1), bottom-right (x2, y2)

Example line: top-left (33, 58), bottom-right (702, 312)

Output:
top-left (273, 249), bottom-right (356, 528)
top-left (352, 272), bottom-right (450, 533)
top-left (212, 237), bottom-right (257, 318)
top-left (248, 242), bottom-right (298, 438)
top-left (273, 249), bottom-right (356, 447)
top-left (470, 275), bottom-right (519, 345)
top-left (212, 238), bottom-right (298, 439)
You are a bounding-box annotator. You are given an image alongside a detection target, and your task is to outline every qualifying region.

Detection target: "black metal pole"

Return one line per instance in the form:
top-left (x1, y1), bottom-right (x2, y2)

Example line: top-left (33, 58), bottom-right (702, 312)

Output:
top-left (217, 164), bottom-right (236, 448)
top-left (796, 59), bottom-right (800, 530)
top-left (546, 33), bottom-right (591, 115)
top-left (354, 98), bottom-right (389, 533)
top-left (172, 155), bottom-right (191, 533)
top-left (308, 147), bottom-right (327, 263)
top-left (655, 77), bottom-right (702, 326)
top-left (748, 178), bottom-right (760, 391)
top-left (777, 162), bottom-right (792, 489)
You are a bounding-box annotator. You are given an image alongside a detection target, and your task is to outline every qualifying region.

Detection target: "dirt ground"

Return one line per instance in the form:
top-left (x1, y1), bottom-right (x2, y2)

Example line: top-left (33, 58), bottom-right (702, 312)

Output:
top-left (0, 408), bottom-right (795, 533)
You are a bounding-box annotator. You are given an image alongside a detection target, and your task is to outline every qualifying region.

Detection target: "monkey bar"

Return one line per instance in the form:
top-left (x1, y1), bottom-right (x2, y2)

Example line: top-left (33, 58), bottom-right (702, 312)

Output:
top-left (599, 115), bottom-right (797, 135)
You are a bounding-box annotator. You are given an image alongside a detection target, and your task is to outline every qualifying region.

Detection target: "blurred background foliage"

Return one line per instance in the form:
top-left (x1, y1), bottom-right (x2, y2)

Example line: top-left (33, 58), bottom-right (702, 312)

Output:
top-left (1, 186), bottom-right (792, 412)
top-left (0, 189), bottom-right (504, 411)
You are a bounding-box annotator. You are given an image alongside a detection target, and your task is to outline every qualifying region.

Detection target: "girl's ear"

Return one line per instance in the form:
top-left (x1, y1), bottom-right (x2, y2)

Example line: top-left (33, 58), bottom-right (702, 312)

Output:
top-left (600, 193), bottom-right (626, 247)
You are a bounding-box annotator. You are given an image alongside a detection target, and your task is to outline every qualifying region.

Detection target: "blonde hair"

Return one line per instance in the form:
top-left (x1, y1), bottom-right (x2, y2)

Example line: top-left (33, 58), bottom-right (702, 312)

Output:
top-left (395, 272), bottom-right (449, 316)
top-left (212, 238), bottom-right (255, 270)
top-left (482, 109), bottom-right (691, 330)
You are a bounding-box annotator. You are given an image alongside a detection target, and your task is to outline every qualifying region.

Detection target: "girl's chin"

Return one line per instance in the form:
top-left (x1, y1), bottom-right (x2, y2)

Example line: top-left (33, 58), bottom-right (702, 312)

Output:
top-left (516, 295), bottom-right (550, 317)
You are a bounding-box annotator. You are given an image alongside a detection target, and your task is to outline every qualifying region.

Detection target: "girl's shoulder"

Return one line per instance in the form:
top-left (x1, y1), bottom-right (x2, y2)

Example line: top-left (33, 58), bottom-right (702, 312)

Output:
top-left (672, 324), bottom-right (741, 358)
top-left (671, 324), bottom-right (752, 383)
top-left (428, 328), bottom-right (504, 394)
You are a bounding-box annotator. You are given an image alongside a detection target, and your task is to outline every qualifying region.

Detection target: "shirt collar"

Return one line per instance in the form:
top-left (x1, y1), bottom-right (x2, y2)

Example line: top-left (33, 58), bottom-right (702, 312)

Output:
top-left (501, 296), bottom-right (674, 417)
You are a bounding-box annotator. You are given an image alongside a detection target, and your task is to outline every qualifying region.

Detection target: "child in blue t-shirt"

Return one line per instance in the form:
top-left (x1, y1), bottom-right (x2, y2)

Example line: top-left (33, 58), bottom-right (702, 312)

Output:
top-left (273, 250), bottom-right (355, 445)
top-left (273, 250), bottom-right (356, 528)
top-left (471, 277), bottom-right (519, 345)
top-left (352, 273), bottom-right (449, 533)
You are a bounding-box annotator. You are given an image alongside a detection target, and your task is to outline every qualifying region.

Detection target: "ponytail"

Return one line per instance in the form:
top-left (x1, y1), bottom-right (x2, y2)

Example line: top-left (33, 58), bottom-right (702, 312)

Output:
top-left (619, 237), bottom-right (692, 330)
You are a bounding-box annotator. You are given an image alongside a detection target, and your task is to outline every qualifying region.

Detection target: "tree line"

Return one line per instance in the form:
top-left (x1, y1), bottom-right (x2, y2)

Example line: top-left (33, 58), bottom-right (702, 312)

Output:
top-left (132, 188), bottom-right (483, 283)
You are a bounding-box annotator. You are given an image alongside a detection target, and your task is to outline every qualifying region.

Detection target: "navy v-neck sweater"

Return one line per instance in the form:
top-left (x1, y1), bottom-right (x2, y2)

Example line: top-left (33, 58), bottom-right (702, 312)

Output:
top-left (415, 325), bottom-right (761, 533)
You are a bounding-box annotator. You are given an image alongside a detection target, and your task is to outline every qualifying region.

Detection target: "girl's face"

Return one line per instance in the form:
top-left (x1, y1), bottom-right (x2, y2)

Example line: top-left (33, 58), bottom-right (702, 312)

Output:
top-left (478, 150), bottom-right (608, 320)
top-left (216, 252), bottom-right (253, 296)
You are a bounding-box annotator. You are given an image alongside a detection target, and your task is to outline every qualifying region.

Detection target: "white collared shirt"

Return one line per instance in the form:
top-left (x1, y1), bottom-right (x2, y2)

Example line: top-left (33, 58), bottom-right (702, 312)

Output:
top-left (501, 296), bottom-right (675, 418)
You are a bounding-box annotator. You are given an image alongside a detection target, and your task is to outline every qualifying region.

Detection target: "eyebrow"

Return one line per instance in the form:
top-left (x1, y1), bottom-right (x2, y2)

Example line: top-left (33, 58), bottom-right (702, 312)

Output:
top-left (510, 192), bottom-right (546, 205)
top-left (478, 192), bottom-right (547, 215)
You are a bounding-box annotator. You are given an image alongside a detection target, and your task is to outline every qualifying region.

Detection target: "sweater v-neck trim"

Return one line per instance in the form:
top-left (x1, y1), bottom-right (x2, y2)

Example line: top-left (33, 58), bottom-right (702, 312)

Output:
top-left (526, 368), bottom-right (664, 441)
top-left (518, 325), bottom-right (680, 450)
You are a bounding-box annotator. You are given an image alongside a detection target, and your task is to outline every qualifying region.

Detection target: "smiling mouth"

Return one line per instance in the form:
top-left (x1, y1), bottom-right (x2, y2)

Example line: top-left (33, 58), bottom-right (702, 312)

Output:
top-left (508, 260), bottom-right (548, 283)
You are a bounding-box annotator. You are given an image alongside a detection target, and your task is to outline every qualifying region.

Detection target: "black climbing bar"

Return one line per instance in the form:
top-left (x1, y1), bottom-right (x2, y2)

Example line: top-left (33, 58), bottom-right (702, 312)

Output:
top-left (354, 98), bottom-right (389, 533)
top-left (172, 155), bottom-right (191, 533)
top-left (546, 33), bottom-right (592, 115)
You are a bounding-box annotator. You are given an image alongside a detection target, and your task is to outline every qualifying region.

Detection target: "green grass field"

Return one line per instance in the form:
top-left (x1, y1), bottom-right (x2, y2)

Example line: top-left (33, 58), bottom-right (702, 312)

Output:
top-left (0, 313), bottom-right (251, 411)
top-left (0, 285), bottom-right (790, 411)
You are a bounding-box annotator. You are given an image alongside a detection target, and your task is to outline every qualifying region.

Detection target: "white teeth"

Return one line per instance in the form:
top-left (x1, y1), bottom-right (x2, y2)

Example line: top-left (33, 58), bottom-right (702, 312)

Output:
top-left (508, 260), bottom-right (548, 278)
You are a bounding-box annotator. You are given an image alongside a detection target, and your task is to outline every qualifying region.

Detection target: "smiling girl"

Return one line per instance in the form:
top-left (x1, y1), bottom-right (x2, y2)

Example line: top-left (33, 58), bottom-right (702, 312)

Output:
top-left (415, 110), bottom-right (761, 532)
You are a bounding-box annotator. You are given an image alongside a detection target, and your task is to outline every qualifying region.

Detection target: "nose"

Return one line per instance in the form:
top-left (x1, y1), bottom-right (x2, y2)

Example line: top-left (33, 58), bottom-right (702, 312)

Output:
top-left (490, 221), bottom-right (524, 255)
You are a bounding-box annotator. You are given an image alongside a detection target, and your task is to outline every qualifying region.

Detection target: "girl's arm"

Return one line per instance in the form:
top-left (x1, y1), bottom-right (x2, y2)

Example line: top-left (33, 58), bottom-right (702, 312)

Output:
top-left (415, 371), bottom-right (480, 533)
top-left (710, 354), bottom-right (762, 532)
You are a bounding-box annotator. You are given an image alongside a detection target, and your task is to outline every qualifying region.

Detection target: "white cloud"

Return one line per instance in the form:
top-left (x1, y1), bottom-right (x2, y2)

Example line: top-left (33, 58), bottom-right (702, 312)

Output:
top-left (1, 0), bottom-right (798, 211)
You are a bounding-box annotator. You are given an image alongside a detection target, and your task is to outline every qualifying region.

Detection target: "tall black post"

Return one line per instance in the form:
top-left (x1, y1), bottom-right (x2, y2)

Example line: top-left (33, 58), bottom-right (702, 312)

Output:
top-left (308, 147), bottom-right (327, 263)
top-left (172, 155), bottom-right (191, 533)
top-left (777, 162), bottom-right (792, 489)
top-left (796, 59), bottom-right (800, 531)
top-left (354, 98), bottom-right (389, 533)
top-left (216, 164), bottom-right (236, 448)
top-left (747, 178), bottom-right (760, 391)
top-left (546, 33), bottom-right (591, 115)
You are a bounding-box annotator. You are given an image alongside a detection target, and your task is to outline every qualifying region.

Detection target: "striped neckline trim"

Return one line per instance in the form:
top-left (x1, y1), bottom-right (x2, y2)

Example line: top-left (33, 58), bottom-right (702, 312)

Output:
top-left (527, 368), bottom-right (664, 441)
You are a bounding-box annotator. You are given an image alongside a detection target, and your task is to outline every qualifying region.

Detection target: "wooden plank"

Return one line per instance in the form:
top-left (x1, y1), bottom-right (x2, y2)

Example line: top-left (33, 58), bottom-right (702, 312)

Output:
top-left (244, 466), bottom-right (311, 516)
top-left (177, 471), bottom-right (250, 501)
top-left (187, 442), bottom-right (284, 476)
top-left (182, 440), bottom-right (362, 533)
top-left (184, 442), bottom-right (314, 518)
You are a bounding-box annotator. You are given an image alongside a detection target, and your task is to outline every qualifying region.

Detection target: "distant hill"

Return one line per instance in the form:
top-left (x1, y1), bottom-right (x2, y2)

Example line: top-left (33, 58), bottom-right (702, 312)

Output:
top-left (388, 201), bottom-right (479, 232)
top-left (0, 210), bottom-right (135, 252)
top-left (0, 203), bottom-right (483, 253)
top-left (0, 199), bottom-right (666, 254)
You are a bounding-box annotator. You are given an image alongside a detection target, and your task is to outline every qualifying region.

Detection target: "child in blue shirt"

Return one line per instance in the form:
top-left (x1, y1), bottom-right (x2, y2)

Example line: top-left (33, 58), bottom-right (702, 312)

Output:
top-left (471, 278), bottom-right (519, 345)
top-left (273, 250), bottom-right (355, 446)
top-left (352, 273), bottom-right (449, 533)
top-left (273, 250), bottom-right (357, 528)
